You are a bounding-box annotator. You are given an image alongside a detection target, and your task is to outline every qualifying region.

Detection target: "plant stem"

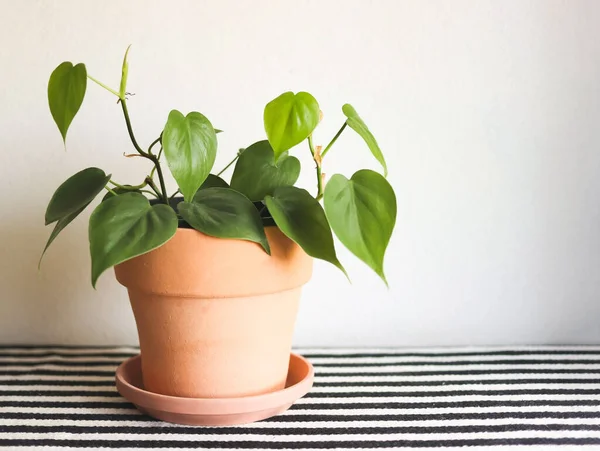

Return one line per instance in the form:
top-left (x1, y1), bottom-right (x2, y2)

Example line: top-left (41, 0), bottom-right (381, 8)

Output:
top-left (145, 177), bottom-right (162, 199)
top-left (104, 186), bottom-right (118, 196)
top-left (216, 151), bottom-right (242, 177)
top-left (321, 122), bottom-right (347, 158)
top-left (308, 135), bottom-right (324, 201)
top-left (148, 136), bottom-right (161, 156)
top-left (87, 75), bottom-right (120, 97)
top-left (315, 166), bottom-right (324, 201)
top-left (169, 189), bottom-right (181, 201)
top-left (120, 100), bottom-right (148, 157)
top-left (109, 179), bottom-right (147, 190)
top-left (118, 98), bottom-right (169, 203)
top-left (150, 156), bottom-right (169, 203)
top-left (140, 189), bottom-right (159, 198)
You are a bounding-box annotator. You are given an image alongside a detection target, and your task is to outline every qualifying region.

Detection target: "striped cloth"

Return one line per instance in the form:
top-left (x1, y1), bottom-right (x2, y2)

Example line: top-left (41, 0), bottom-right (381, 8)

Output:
top-left (2, 348), bottom-right (600, 450)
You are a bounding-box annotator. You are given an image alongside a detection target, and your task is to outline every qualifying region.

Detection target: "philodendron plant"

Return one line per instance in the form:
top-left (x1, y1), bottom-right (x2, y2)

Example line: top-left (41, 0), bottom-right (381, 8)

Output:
top-left (41, 48), bottom-right (397, 287)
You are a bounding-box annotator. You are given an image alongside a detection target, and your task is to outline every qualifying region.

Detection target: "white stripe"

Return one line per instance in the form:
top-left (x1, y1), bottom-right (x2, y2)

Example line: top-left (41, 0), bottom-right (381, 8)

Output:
top-left (1, 365), bottom-right (118, 371)
top-left (3, 430), bottom-right (600, 441)
top-left (0, 395), bottom-right (125, 402)
top-left (2, 372), bottom-right (600, 384)
top-left (0, 375), bottom-right (113, 381)
top-left (295, 346), bottom-right (600, 354)
top-left (0, 407), bottom-right (139, 414)
top-left (4, 417), bottom-right (600, 428)
top-left (6, 362), bottom-right (600, 372)
top-left (5, 393), bottom-right (600, 404)
top-left (3, 345), bottom-right (600, 355)
top-left (4, 448), bottom-right (588, 451)
top-left (4, 382), bottom-right (600, 393)
top-left (7, 353), bottom-right (600, 364)
top-left (0, 347), bottom-right (139, 355)
top-left (5, 405), bottom-right (600, 415)
top-left (315, 373), bottom-right (600, 381)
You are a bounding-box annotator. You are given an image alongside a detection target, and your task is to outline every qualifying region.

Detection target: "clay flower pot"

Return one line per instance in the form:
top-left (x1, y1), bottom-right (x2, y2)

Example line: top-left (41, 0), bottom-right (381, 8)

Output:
top-left (114, 226), bottom-right (313, 399)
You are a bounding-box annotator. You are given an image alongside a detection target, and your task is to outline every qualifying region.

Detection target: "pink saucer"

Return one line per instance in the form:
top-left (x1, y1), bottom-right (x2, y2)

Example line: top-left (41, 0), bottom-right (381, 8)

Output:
top-left (115, 353), bottom-right (314, 426)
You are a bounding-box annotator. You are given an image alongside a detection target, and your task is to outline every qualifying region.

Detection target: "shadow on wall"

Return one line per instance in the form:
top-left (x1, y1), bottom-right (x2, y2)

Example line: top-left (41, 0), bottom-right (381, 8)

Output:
top-left (0, 213), bottom-right (137, 345)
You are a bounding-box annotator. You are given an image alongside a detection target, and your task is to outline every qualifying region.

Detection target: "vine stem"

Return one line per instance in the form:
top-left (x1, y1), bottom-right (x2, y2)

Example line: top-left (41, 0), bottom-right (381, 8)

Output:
top-left (109, 179), bottom-right (147, 190)
top-left (120, 100), bottom-right (148, 157)
top-left (148, 137), bottom-right (161, 156)
top-left (216, 149), bottom-right (244, 176)
top-left (87, 75), bottom-right (120, 97)
top-left (119, 99), bottom-right (169, 203)
top-left (321, 122), bottom-right (347, 158)
top-left (308, 135), bottom-right (324, 201)
top-left (104, 186), bottom-right (118, 196)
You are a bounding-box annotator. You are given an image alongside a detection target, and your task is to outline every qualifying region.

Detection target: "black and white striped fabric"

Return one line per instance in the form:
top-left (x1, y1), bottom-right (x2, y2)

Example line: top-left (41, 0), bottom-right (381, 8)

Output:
top-left (3, 347), bottom-right (600, 450)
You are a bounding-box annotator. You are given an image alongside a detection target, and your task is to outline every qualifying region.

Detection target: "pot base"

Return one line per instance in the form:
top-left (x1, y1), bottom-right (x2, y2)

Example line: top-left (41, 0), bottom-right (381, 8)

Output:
top-left (115, 353), bottom-right (314, 426)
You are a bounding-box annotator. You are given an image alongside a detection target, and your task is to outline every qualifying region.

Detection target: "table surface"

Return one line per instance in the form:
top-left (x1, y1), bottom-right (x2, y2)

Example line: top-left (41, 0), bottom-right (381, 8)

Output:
top-left (2, 346), bottom-right (600, 450)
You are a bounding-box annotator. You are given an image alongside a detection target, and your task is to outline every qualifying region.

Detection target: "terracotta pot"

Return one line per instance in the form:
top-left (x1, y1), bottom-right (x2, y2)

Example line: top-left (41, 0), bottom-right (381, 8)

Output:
top-left (114, 227), bottom-right (313, 399)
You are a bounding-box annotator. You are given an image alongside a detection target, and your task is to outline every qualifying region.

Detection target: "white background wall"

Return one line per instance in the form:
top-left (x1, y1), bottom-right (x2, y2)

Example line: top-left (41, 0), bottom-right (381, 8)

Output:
top-left (0, 0), bottom-right (599, 347)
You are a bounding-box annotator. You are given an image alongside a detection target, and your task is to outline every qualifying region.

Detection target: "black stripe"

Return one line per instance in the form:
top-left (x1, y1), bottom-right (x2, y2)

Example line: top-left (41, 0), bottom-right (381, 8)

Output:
top-left (5, 387), bottom-right (600, 398)
top-left (313, 359), bottom-right (600, 367)
top-left (2, 377), bottom-right (600, 388)
top-left (8, 357), bottom-right (600, 367)
top-left (302, 349), bottom-right (600, 358)
top-left (316, 368), bottom-right (600, 376)
top-left (0, 352), bottom-right (135, 359)
top-left (0, 369), bottom-right (115, 376)
top-left (288, 399), bottom-right (600, 409)
top-left (2, 438), bottom-right (600, 448)
top-left (314, 378), bottom-right (600, 387)
top-left (7, 367), bottom-right (600, 377)
top-left (0, 390), bottom-right (120, 397)
top-left (0, 379), bottom-right (114, 386)
top-left (4, 410), bottom-right (600, 422)
top-left (0, 360), bottom-right (125, 367)
top-left (304, 388), bottom-right (600, 398)
top-left (5, 423), bottom-right (600, 435)
top-left (3, 399), bottom-right (600, 409)
top-left (0, 401), bottom-right (133, 408)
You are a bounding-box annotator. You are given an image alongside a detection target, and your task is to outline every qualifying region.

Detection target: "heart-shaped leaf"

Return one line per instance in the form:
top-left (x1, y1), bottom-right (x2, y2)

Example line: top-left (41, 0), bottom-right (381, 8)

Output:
top-left (179, 188), bottom-right (270, 254)
top-left (48, 62), bottom-right (87, 144)
top-left (342, 104), bottom-right (388, 177)
top-left (198, 174), bottom-right (229, 192)
top-left (45, 167), bottom-right (111, 225)
top-left (230, 140), bottom-right (300, 201)
top-left (264, 186), bottom-right (346, 276)
top-left (89, 192), bottom-right (178, 287)
top-left (324, 169), bottom-right (396, 285)
top-left (39, 205), bottom-right (86, 268)
top-left (162, 110), bottom-right (218, 202)
top-left (264, 91), bottom-right (319, 159)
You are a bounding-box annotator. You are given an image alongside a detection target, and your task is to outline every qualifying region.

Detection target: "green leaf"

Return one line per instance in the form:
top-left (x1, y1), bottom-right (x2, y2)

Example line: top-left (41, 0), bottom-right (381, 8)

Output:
top-left (342, 104), bottom-right (388, 177)
top-left (264, 91), bottom-right (319, 159)
top-left (198, 174), bottom-right (229, 192)
top-left (179, 188), bottom-right (270, 254)
top-left (48, 62), bottom-right (87, 144)
top-left (230, 140), bottom-right (300, 201)
top-left (39, 205), bottom-right (86, 268)
top-left (264, 186), bottom-right (346, 275)
top-left (323, 169), bottom-right (396, 285)
top-left (89, 192), bottom-right (178, 287)
top-left (162, 110), bottom-right (218, 202)
top-left (119, 45), bottom-right (131, 99)
top-left (45, 167), bottom-right (111, 225)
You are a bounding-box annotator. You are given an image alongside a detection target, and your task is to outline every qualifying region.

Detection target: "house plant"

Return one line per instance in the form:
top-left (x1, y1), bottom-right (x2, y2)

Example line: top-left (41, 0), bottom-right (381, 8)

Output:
top-left (41, 48), bottom-right (396, 412)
